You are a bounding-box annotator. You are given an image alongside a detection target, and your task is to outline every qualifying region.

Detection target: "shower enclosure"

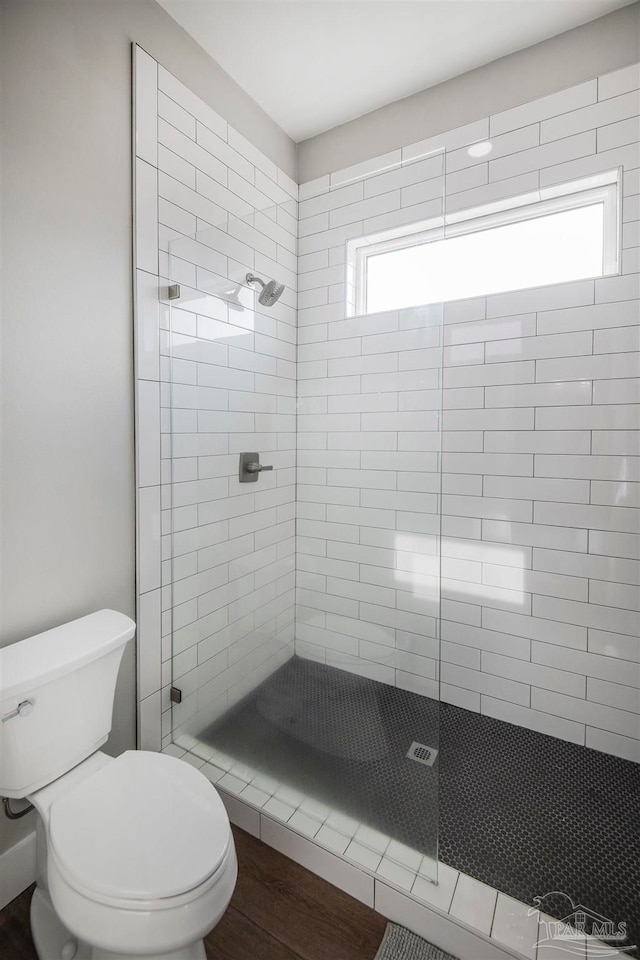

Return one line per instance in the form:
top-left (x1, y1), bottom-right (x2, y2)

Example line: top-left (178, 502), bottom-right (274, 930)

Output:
top-left (163, 158), bottom-right (446, 886)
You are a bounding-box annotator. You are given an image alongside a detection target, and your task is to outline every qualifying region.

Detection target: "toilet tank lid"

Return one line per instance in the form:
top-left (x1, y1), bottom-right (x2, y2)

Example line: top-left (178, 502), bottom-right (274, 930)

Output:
top-left (0, 610), bottom-right (135, 702)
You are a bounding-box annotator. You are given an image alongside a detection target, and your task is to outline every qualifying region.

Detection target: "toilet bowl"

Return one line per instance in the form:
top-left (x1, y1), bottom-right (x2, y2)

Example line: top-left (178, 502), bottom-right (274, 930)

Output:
top-left (28, 749), bottom-right (237, 959)
top-left (0, 611), bottom-right (238, 960)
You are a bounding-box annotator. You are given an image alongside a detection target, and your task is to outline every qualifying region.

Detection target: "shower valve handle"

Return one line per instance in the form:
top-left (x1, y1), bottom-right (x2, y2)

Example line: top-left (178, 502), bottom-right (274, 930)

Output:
top-left (239, 452), bottom-right (273, 482)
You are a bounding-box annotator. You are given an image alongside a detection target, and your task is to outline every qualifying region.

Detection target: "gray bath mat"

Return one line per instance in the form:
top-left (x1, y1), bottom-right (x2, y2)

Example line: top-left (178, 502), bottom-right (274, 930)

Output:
top-left (375, 924), bottom-right (459, 960)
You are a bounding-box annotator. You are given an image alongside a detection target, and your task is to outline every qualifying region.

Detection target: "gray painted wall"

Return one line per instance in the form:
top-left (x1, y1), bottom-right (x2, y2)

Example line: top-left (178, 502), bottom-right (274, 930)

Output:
top-left (0, 0), bottom-right (294, 860)
top-left (298, 2), bottom-right (640, 182)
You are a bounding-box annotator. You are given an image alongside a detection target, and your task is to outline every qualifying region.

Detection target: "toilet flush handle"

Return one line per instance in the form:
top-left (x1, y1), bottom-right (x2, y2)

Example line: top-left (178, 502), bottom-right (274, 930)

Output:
top-left (1, 699), bottom-right (34, 723)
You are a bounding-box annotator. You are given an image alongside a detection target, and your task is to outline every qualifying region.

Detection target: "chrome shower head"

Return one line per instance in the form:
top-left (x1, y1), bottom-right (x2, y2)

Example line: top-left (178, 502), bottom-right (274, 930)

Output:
top-left (246, 273), bottom-right (285, 307)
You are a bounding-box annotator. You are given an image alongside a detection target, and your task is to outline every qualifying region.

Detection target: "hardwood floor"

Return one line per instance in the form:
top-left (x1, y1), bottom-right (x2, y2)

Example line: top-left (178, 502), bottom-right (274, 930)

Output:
top-left (0, 878), bottom-right (36, 960)
top-left (0, 827), bottom-right (387, 960)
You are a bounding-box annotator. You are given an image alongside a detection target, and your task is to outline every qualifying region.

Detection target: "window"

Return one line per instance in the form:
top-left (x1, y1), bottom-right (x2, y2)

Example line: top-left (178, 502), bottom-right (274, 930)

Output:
top-left (347, 170), bottom-right (620, 317)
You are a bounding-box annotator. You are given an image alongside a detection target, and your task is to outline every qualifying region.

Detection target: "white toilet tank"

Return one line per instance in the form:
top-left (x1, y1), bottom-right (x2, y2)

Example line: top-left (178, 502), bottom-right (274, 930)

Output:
top-left (0, 610), bottom-right (135, 799)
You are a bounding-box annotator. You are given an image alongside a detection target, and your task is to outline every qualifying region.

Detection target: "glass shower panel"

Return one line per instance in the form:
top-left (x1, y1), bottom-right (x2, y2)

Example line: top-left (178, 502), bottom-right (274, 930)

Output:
top-left (165, 152), bottom-right (445, 888)
top-left (164, 201), bottom-right (298, 743)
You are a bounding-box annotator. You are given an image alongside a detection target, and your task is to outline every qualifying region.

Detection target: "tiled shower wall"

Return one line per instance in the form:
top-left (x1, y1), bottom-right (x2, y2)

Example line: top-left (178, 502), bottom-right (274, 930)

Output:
top-left (134, 46), bottom-right (298, 750)
top-left (294, 149), bottom-right (446, 699)
top-left (296, 298), bottom-right (444, 700)
top-left (136, 47), bottom-right (640, 764)
top-left (296, 62), bottom-right (640, 763)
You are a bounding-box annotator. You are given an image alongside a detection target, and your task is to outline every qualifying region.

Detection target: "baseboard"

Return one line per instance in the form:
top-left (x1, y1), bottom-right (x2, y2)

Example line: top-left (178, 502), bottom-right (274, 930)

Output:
top-left (0, 831), bottom-right (37, 911)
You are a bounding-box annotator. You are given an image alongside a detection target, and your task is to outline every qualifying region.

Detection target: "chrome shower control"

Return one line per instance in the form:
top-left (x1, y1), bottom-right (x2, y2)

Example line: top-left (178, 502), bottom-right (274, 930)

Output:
top-left (239, 452), bottom-right (273, 483)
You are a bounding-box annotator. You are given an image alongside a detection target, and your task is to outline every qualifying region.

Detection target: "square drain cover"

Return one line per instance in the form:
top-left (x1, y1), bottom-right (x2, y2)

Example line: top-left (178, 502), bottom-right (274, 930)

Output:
top-left (407, 741), bottom-right (438, 767)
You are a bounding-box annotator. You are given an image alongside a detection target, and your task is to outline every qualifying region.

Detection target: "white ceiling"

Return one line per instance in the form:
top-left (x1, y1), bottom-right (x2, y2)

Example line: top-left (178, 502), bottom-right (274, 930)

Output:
top-left (157, 0), bottom-right (635, 142)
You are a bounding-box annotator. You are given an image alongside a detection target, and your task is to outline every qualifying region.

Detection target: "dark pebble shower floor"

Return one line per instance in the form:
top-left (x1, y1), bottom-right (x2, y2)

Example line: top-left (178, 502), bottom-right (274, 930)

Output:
top-left (201, 656), bottom-right (640, 956)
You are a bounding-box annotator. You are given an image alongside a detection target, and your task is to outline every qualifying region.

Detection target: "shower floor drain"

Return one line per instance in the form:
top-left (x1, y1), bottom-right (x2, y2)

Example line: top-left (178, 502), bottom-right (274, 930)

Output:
top-left (407, 741), bottom-right (438, 767)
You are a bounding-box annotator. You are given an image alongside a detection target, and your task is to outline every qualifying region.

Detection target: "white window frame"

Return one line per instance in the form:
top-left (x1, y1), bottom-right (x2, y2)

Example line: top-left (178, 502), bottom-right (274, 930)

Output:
top-left (347, 169), bottom-right (621, 318)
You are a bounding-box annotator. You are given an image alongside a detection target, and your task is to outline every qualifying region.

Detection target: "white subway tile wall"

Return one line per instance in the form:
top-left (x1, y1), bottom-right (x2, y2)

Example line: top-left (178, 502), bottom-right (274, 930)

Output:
top-left (134, 46), bottom-right (297, 749)
top-left (137, 49), bottom-right (640, 763)
top-left (297, 62), bottom-right (640, 763)
top-left (295, 284), bottom-right (444, 691)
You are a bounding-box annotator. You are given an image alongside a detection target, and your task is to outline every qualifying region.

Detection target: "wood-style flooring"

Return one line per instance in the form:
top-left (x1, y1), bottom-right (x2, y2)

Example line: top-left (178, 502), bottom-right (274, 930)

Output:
top-left (0, 827), bottom-right (387, 960)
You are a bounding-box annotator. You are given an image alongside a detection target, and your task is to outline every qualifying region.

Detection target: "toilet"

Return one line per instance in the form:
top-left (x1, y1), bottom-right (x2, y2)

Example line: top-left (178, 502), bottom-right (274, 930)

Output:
top-left (0, 610), bottom-right (237, 960)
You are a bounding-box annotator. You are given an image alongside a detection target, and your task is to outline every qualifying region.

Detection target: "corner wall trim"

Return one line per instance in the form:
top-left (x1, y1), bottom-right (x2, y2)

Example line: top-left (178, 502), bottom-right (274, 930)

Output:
top-left (0, 830), bottom-right (37, 912)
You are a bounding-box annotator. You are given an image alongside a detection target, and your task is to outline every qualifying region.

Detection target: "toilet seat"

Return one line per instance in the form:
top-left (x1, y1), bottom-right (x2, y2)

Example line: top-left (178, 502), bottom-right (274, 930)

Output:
top-left (41, 751), bottom-right (238, 956)
top-left (48, 751), bottom-right (230, 906)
